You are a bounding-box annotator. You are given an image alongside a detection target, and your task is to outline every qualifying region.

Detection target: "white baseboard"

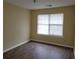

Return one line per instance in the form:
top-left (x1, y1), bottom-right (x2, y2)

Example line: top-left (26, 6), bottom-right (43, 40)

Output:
top-left (3, 39), bottom-right (73, 53)
top-left (3, 40), bottom-right (30, 53)
top-left (31, 39), bottom-right (74, 48)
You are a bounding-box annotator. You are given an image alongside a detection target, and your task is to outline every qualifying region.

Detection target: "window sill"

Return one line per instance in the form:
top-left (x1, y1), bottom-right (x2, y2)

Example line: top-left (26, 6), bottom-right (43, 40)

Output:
top-left (37, 34), bottom-right (64, 38)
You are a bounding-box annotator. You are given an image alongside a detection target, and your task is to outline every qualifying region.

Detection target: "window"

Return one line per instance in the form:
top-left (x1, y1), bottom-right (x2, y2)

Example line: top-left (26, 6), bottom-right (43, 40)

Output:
top-left (37, 13), bottom-right (64, 37)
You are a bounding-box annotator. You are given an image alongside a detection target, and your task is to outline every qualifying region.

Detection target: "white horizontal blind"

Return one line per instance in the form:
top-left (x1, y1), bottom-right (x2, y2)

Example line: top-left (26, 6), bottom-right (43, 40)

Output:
top-left (37, 15), bottom-right (49, 35)
top-left (49, 14), bottom-right (64, 36)
top-left (37, 13), bottom-right (64, 36)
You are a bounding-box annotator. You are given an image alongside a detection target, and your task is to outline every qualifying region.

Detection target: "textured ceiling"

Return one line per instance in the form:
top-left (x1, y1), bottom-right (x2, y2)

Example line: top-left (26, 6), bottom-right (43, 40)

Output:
top-left (4, 0), bottom-right (75, 10)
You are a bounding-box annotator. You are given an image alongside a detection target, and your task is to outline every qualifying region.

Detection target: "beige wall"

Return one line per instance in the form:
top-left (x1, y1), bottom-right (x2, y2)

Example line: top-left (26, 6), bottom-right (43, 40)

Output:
top-left (3, 3), bottom-right (31, 51)
top-left (31, 6), bottom-right (75, 48)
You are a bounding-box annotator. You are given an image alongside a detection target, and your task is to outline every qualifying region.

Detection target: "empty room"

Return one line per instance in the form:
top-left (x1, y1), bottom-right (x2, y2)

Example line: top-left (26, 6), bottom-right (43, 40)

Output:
top-left (3, 0), bottom-right (75, 59)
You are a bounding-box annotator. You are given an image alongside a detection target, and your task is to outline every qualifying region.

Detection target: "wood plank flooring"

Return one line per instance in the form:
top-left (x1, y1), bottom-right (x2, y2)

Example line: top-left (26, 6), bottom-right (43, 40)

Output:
top-left (3, 41), bottom-right (74, 59)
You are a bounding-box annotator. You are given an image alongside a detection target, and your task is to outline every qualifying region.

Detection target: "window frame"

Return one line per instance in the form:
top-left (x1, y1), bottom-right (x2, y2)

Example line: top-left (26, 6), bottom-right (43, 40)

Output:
top-left (36, 13), bottom-right (64, 38)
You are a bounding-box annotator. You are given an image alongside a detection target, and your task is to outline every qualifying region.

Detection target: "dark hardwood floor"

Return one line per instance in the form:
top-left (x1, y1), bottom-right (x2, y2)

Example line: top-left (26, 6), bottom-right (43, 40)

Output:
top-left (3, 41), bottom-right (74, 59)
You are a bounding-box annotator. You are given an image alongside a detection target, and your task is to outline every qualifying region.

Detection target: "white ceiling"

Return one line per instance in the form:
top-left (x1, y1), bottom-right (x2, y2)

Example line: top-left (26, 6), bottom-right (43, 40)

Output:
top-left (4, 0), bottom-right (75, 10)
